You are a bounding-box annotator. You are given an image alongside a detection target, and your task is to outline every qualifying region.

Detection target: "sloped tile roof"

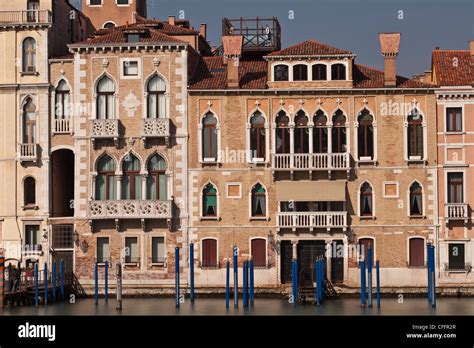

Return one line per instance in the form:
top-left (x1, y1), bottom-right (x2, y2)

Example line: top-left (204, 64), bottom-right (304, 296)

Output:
top-left (267, 39), bottom-right (353, 57)
top-left (432, 50), bottom-right (472, 86)
top-left (353, 64), bottom-right (433, 88)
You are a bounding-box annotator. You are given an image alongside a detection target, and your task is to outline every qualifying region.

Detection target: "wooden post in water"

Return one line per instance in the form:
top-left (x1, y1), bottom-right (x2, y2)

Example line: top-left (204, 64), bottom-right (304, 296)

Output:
top-left (0, 249), bottom-right (4, 308)
top-left (116, 263), bottom-right (122, 310)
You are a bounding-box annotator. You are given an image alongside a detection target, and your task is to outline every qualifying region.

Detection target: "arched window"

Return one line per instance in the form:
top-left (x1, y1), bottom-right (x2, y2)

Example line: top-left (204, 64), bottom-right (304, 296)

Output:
top-left (96, 76), bottom-right (115, 119)
top-left (407, 109), bottom-right (423, 158)
top-left (274, 64), bottom-right (289, 81)
top-left (313, 110), bottom-right (328, 153)
top-left (55, 80), bottom-right (70, 120)
top-left (103, 22), bottom-right (116, 29)
top-left (275, 110), bottom-right (290, 154)
top-left (331, 63), bottom-right (346, 80)
top-left (409, 182), bottom-right (423, 216)
top-left (202, 112), bottom-right (218, 160)
top-left (332, 110), bottom-right (346, 153)
top-left (251, 183), bottom-right (266, 217)
top-left (202, 183), bottom-right (217, 217)
top-left (251, 238), bottom-right (266, 267)
top-left (22, 98), bottom-right (36, 144)
top-left (294, 110), bottom-right (309, 153)
top-left (147, 154), bottom-right (167, 200)
top-left (357, 109), bottom-right (374, 159)
top-left (202, 239), bottom-right (217, 267)
top-left (96, 155), bottom-right (116, 200)
top-left (22, 38), bottom-right (36, 72)
top-left (250, 111), bottom-right (266, 160)
top-left (358, 238), bottom-right (374, 260)
top-left (360, 182), bottom-right (373, 217)
top-left (122, 154), bottom-right (141, 200)
top-left (312, 64), bottom-right (327, 80)
top-left (409, 238), bottom-right (424, 267)
top-left (293, 64), bottom-right (308, 81)
top-left (24, 177), bottom-right (36, 206)
top-left (147, 75), bottom-right (166, 118)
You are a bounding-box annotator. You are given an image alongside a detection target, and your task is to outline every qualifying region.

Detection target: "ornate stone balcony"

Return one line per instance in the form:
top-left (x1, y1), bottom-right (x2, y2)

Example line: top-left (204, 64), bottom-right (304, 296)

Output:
top-left (53, 118), bottom-right (72, 134)
top-left (272, 153), bottom-right (350, 178)
top-left (88, 200), bottom-right (172, 230)
top-left (18, 143), bottom-right (39, 163)
top-left (445, 203), bottom-right (469, 223)
top-left (141, 118), bottom-right (170, 146)
top-left (90, 119), bottom-right (119, 147)
top-left (276, 211), bottom-right (347, 231)
top-left (0, 10), bottom-right (52, 27)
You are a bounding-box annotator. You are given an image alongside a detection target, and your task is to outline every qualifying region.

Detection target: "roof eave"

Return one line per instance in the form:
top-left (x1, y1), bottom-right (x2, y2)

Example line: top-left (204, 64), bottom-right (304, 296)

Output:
top-left (264, 54), bottom-right (356, 60)
top-left (68, 42), bottom-right (188, 52)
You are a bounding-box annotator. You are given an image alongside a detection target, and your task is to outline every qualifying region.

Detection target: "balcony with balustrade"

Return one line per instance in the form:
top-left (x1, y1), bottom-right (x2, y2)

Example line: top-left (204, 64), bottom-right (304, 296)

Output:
top-left (272, 152), bottom-right (350, 179)
top-left (277, 211), bottom-right (347, 232)
top-left (53, 118), bottom-right (72, 135)
top-left (90, 119), bottom-right (119, 147)
top-left (88, 200), bottom-right (172, 230)
top-left (18, 143), bottom-right (39, 163)
top-left (0, 10), bottom-right (52, 27)
top-left (141, 118), bottom-right (170, 146)
top-left (445, 203), bottom-right (469, 223)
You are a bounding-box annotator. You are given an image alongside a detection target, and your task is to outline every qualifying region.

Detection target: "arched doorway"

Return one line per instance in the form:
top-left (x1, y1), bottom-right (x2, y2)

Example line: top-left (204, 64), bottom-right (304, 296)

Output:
top-left (51, 149), bottom-right (74, 217)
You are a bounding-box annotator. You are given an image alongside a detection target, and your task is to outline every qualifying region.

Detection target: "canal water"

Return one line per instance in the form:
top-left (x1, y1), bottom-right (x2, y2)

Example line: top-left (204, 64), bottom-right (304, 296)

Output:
top-left (1, 297), bottom-right (473, 316)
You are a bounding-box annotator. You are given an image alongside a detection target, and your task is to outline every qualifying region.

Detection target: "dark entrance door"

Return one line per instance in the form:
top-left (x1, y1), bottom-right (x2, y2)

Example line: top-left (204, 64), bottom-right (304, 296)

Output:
top-left (448, 243), bottom-right (465, 270)
top-left (280, 241), bottom-right (292, 283)
top-left (331, 240), bottom-right (344, 282)
top-left (297, 241), bottom-right (326, 287)
top-left (52, 251), bottom-right (74, 273)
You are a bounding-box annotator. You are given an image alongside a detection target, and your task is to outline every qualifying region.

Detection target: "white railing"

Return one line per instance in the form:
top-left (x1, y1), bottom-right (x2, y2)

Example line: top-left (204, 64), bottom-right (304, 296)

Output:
top-left (272, 153), bottom-right (350, 171)
top-left (277, 211), bottom-right (347, 229)
top-left (54, 118), bottom-right (71, 134)
top-left (88, 200), bottom-right (172, 219)
top-left (141, 118), bottom-right (170, 138)
top-left (445, 203), bottom-right (468, 220)
top-left (18, 143), bottom-right (38, 161)
top-left (0, 10), bottom-right (52, 25)
top-left (90, 119), bottom-right (119, 139)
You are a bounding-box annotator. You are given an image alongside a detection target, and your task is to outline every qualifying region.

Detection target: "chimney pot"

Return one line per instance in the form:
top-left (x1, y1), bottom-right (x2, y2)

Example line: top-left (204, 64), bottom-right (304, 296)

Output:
top-left (379, 32), bottom-right (401, 87)
top-left (222, 35), bottom-right (243, 88)
top-left (168, 16), bottom-right (175, 26)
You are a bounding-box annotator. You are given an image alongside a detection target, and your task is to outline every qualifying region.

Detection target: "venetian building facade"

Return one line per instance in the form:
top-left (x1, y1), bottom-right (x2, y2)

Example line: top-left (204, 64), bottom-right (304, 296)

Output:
top-left (431, 41), bottom-right (474, 286)
top-left (188, 21), bottom-right (438, 289)
top-left (0, 0), bottom-right (90, 271)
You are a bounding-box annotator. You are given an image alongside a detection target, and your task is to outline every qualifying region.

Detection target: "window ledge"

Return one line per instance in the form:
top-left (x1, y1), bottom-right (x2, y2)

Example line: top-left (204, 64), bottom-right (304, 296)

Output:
top-left (21, 71), bottom-right (39, 76)
top-left (356, 159), bottom-right (377, 166)
top-left (250, 216), bottom-right (269, 221)
top-left (444, 131), bottom-right (465, 135)
top-left (200, 216), bottom-right (220, 221)
top-left (359, 216), bottom-right (375, 220)
top-left (409, 215), bottom-right (426, 219)
top-left (406, 157), bottom-right (426, 164)
top-left (22, 205), bottom-right (39, 211)
top-left (124, 263), bottom-right (140, 268)
top-left (149, 263), bottom-right (165, 267)
top-left (97, 262), bottom-right (110, 267)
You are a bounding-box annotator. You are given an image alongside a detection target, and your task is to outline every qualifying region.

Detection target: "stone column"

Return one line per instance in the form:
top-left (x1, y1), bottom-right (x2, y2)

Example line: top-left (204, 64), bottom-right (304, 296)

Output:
top-left (291, 240), bottom-right (298, 259)
top-left (141, 174), bottom-right (148, 200)
top-left (326, 240), bottom-right (332, 280)
top-left (116, 175), bottom-right (122, 200)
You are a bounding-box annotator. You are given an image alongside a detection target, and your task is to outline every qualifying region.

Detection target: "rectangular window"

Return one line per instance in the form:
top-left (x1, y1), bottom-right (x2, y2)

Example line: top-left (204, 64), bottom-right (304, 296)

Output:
top-left (251, 239), bottom-right (266, 267)
top-left (202, 239), bottom-right (217, 267)
top-left (24, 225), bottom-right (40, 248)
top-left (409, 238), bottom-right (424, 267)
top-left (446, 107), bottom-right (462, 132)
top-left (151, 237), bottom-right (165, 263)
top-left (89, 0), bottom-right (102, 5)
top-left (123, 61), bottom-right (138, 76)
top-left (125, 237), bottom-right (138, 263)
top-left (447, 173), bottom-right (463, 203)
top-left (126, 34), bottom-right (140, 43)
top-left (117, 0), bottom-right (130, 4)
top-left (97, 237), bottom-right (110, 263)
top-left (448, 243), bottom-right (465, 270)
top-left (52, 225), bottom-right (74, 249)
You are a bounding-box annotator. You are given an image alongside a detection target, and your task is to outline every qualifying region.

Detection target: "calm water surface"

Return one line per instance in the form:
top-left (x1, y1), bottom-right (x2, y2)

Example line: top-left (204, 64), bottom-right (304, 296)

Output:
top-left (1, 297), bottom-right (473, 316)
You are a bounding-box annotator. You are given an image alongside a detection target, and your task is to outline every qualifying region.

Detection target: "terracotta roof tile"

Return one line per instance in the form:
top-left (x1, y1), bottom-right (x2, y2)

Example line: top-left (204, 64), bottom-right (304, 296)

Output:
top-left (353, 64), bottom-right (433, 88)
top-left (432, 50), bottom-right (472, 86)
top-left (267, 39), bottom-right (352, 57)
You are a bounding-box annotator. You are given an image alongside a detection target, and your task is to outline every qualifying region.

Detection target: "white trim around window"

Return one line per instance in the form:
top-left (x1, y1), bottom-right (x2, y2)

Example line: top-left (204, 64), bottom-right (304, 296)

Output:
top-left (356, 236), bottom-right (376, 262)
top-left (248, 182), bottom-right (269, 220)
top-left (120, 58), bottom-right (142, 80)
top-left (406, 181), bottom-right (426, 218)
top-left (200, 237), bottom-right (219, 268)
top-left (249, 237), bottom-right (268, 267)
top-left (406, 236), bottom-right (427, 266)
top-left (444, 103), bottom-right (465, 134)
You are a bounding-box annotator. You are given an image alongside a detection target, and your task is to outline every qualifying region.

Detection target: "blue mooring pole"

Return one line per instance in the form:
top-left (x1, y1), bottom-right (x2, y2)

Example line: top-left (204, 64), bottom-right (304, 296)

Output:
top-left (360, 260), bottom-right (366, 307)
top-left (94, 261), bottom-right (98, 305)
top-left (367, 247), bottom-right (373, 308)
top-left (320, 258), bottom-right (324, 302)
top-left (34, 262), bottom-right (38, 306)
top-left (175, 247), bottom-right (180, 308)
top-left (315, 260), bottom-right (320, 306)
top-left (292, 258), bottom-right (298, 306)
top-left (430, 245), bottom-right (436, 308)
top-left (189, 243), bottom-right (195, 304)
top-left (52, 261), bottom-right (56, 302)
top-left (233, 246), bottom-right (238, 309)
top-left (44, 262), bottom-right (48, 306)
top-left (427, 243), bottom-right (432, 303)
top-left (243, 261), bottom-right (248, 308)
top-left (104, 261), bottom-right (108, 302)
top-left (249, 259), bottom-right (254, 306)
top-left (225, 260), bottom-right (230, 309)
top-left (375, 260), bottom-right (381, 308)
top-left (60, 260), bottom-right (65, 300)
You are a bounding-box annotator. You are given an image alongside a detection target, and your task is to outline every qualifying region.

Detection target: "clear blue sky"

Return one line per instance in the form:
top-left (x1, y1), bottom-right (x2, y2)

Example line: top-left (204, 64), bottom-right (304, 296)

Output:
top-left (71, 0), bottom-right (473, 77)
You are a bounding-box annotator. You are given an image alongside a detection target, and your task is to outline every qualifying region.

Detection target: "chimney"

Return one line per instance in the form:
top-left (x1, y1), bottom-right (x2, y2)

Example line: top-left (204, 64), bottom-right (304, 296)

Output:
top-left (379, 32), bottom-right (401, 87)
top-left (222, 35), bottom-right (243, 88)
top-left (168, 16), bottom-right (175, 26)
top-left (199, 24), bottom-right (207, 40)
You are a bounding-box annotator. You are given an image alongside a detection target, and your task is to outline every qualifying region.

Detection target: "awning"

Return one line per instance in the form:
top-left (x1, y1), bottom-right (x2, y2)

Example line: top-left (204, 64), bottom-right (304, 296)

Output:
top-left (275, 181), bottom-right (346, 201)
